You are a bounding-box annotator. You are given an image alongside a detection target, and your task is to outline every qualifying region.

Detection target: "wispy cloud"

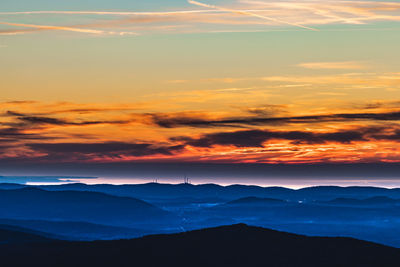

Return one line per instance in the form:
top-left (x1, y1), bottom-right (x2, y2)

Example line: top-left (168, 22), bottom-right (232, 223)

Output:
top-left (0, 21), bottom-right (138, 35)
top-left (0, 10), bottom-right (218, 16)
top-left (241, 0), bottom-right (400, 25)
top-left (188, 0), bottom-right (319, 31)
top-left (165, 80), bottom-right (189, 84)
top-left (297, 61), bottom-right (367, 70)
top-left (0, 21), bottom-right (105, 34)
top-left (261, 72), bottom-right (400, 88)
top-left (165, 72), bottom-right (398, 88)
top-left (1, 1), bottom-right (399, 36)
top-left (0, 21), bottom-right (137, 35)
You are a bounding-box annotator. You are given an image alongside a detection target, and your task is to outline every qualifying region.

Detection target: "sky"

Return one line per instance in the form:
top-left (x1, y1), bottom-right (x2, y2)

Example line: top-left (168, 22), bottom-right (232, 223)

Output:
top-left (1, 0), bottom-right (400, 185)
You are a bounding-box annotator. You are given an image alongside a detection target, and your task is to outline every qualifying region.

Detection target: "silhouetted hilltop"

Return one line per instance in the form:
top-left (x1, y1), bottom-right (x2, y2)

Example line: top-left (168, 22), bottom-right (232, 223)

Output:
top-left (1, 224), bottom-right (399, 267)
top-left (0, 188), bottom-right (176, 227)
top-left (0, 219), bottom-right (160, 241)
top-left (29, 183), bottom-right (294, 200)
top-left (0, 224), bottom-right (56, 244)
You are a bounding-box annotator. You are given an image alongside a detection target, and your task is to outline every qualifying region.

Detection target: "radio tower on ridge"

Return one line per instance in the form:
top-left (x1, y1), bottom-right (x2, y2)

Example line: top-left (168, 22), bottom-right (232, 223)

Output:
top-left (183, 174), bottom-right (190, 184)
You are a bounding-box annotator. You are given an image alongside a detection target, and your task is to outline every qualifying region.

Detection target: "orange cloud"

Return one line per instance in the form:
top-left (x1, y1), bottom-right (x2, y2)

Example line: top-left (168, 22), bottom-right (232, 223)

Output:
top-left (296, 61), bottom-right (367, 70)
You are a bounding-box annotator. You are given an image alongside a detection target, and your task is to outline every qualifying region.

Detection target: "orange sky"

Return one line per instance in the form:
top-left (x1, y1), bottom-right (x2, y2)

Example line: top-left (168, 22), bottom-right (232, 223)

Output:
top-left (1, 0), bottom-right (400, 165)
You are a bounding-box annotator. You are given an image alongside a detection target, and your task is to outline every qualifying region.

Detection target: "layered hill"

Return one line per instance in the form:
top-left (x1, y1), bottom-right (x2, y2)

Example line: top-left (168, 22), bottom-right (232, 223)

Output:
top-left (0, 188), bottom-right (176, 227)
top-left (0, 224), bottom-right (56, 244)
top-left (1, 224), bottom-right (399, 267)
top-left (3, 183), bottom-right (400, 202)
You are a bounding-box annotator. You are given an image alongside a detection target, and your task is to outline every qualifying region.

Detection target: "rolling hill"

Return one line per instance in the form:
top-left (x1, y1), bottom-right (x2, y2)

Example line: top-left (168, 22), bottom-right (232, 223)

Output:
top-left (0, 224), bottom-right (56, 244)
top-left (2, 183), bottom-right (400, 203)
top-left (0, 188), bottom-right (177, 228)
top-left (0, 224), bottom-right (399, 267)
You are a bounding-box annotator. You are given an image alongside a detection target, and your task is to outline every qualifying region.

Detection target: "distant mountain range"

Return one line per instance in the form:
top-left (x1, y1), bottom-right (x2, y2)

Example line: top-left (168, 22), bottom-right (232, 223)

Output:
top-left (3, 183), bottom-right (400, 248)
top-left (0, 187), bottom-right (177, 228)
top-left (2, 182), bottom-right (400, 202)
top-left (1, 224), bottom-right (399, 267)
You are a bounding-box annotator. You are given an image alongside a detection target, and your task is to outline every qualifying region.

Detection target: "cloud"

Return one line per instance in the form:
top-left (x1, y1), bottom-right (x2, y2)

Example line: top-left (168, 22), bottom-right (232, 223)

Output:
top-left (354, 100), bottom-right (400, 110)
top-left (1, 0), bottom-right (399, 36)
top-left (0, 110), bottom-right (134, 148)
top-left (161, 72), bottom-right (399, 90)
top-left (172, 125), bottom-right (400, 150)
top-left (297, 61), bottom-right (367, 70)
top-left (3, 101), bottom-right (38, 105)
top-left (0, 21), bottom-right (138, 36)
top-left (0, 10), bottom-right (217, 16)
top-left (0, 127), bottom-right (57, 141)
top-left (173, 128), bottom-right (371, 148)
top-left (0, 28), bottom-right (39, 35)
top-left (244, 104), bottom-right (289, 116)
top-left (165, 80), bottom-right (189, 84)
top-left (4, 110), bottom-right (129, 127)
top-left (3, 100), bottom-right (400, 164)
top-left (0, 21), bottom-right (105, 34)
top-left (240, 0), bottom-right (400, 25)
top-left (260, 73), bottom-right (400, 88)
top-left (188, 0), bottom-right (318, 31)
top-left (27, 142), bottom-right (185, 158)
top-left (147, 110), bottom-right (400, 128)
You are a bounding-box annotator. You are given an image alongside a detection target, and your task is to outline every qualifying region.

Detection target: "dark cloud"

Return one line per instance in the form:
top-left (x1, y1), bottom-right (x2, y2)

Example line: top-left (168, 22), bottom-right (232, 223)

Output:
top-left (5, 110), bottom-right (128, 126)
top-left (0, 138), bottom-right (17, 143)
top-left (173, 128), bottom-right (378, 148)
top-left (3, 101), bottom-right (38, 105)
top-left (27, 142), bottom-right (185, 158)
top-left (148, 111), bottom-right (400, 128)
top-left (371, 129), bottom-right (400, 141)
top-left (0, 111), bottom-right (130, 147)
top-left (0, 127), bottom-right (56, 141)
top-left (7, 109), bottom-right (400, 130)
top-left (17, 115), bottom-right (71, 126)
top-left (148, 113), bottom-right (224, 128)
top-left (244, 104), bottom-right (289, 116)
top-left (353, 101), bottom-right (400, 110)
top-left (48, 107), bottom-right (139, 115)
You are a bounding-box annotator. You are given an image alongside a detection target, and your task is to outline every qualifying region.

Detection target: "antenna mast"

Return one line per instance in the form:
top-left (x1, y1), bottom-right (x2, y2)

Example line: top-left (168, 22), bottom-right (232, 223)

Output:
top-left (183, 174), bottom-right (190, 184)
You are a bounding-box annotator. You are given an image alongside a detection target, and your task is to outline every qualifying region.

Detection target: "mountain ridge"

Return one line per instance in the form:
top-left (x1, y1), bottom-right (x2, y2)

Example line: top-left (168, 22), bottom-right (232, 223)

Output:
top-left (1, 223), bottom-right (399, 267)
top-left (2, 182), bottom-right (400, 201)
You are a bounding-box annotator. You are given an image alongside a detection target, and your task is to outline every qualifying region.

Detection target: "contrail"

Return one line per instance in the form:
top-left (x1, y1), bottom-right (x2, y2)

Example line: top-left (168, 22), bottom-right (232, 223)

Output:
top-left (0, 21), bottom-right (104, 34)
top-left (188, 0), bottom-right (319, 31)
top-left (0, 21), bottom-right (137, 35)
top-left (0, 10), bottom-right (220, 16)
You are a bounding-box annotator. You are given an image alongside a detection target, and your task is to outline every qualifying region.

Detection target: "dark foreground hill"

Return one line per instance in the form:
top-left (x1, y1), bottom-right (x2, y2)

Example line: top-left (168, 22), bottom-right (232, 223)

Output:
top-left (1, 224), bottom-right (400, 267)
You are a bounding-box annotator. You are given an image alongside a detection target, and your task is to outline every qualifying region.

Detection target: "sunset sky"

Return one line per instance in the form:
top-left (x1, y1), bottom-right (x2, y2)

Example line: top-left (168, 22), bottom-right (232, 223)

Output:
top-left (1, 0), bottom-right (400, 184)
